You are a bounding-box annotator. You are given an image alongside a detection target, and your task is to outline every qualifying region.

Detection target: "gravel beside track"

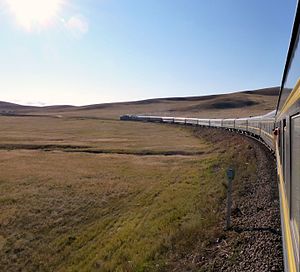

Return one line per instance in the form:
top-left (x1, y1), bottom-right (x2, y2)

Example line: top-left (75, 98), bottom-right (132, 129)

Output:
top-left (199, 128), bottom-right (283, 271)
top-left (167, 127), bottom-right (283, 272)
top-left (211, 141), bottom-right (282, 271)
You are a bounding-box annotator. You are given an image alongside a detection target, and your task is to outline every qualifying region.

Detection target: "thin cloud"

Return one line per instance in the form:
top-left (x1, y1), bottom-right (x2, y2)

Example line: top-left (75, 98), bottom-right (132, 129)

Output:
top-left (25, 101), bottom-right (47, 106)
top-left (64, 14), bottom-right (89, 38)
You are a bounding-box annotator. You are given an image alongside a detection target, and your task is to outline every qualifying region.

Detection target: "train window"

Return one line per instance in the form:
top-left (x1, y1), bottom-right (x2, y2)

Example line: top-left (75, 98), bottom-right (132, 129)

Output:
top-left (290, 114), bottom-right (300, 260)
top-left (278, 123), bottom-right (281, 149)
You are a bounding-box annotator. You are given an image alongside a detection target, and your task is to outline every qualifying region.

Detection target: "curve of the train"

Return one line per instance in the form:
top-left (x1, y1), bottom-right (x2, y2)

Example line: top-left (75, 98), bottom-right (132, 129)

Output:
top-left (120, 1), bottom-right (300, 270)
top-left (120, 110), bottom-right (297, 271)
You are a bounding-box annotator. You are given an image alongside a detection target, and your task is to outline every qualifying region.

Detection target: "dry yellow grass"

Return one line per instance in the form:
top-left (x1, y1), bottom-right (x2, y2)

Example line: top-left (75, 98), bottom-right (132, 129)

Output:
top-left (0, 116), bottom-right (227, 271)
top-left (0, 117), bottom-right (205, 154)
top-left (0, 150), bottom-right (224, 271)
top-left (0, 108), bottom-right (259, 271)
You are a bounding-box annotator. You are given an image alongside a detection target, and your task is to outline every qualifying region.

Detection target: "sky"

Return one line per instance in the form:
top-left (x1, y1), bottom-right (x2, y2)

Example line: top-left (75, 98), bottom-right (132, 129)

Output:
top-left (0, 0), bottom-right (298, 106)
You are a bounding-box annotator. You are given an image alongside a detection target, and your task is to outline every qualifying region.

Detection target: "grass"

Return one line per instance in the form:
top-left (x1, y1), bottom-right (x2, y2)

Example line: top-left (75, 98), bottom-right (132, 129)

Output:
top-left (0, 116), bottom-right (205, 154)
top-left (0, 151), bottom-right (226, 272)
top-left (0, 116), bottom-right (258, 271)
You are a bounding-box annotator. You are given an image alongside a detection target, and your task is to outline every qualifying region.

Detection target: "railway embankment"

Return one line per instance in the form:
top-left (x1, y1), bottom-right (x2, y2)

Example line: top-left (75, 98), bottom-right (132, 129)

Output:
top-left (166, 126), bottom-right (283, 271)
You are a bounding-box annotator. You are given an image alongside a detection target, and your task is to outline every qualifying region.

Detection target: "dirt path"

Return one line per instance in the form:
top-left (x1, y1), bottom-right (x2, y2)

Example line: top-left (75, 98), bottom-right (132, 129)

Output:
top-left (166, 126), bottom-right (283, 272)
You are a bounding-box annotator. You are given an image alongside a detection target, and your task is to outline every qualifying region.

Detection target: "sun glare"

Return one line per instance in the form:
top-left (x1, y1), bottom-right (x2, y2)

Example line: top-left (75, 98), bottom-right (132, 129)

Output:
top-left (5, 0), bottom-right (63, 31)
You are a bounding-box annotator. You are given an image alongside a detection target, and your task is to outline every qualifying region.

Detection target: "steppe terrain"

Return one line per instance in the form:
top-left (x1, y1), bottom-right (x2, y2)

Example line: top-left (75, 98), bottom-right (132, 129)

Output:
top-left (0, 88), bottom-right (281, 271)
top-left (0, 87), bottom-right (278, 119)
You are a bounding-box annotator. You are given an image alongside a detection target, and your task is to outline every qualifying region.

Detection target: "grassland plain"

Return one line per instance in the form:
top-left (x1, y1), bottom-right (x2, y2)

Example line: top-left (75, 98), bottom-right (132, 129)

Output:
top-left (0, 116), bottom-right (259, 271)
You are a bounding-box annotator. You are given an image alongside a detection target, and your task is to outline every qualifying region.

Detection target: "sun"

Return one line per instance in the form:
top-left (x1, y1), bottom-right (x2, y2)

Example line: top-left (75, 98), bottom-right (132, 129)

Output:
top-left (5, 0), bottom-right (64, 31)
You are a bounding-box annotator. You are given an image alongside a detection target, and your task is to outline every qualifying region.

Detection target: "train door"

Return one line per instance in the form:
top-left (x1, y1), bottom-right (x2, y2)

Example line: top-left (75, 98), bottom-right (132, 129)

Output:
top-left (281, 118), bottom-right (293, 213)
top-left (285, 118), bottom-right (291, 199)
top-left (290, 114), bottom-right (300, 267)
top-left (281, 119), bottom-right (286, 181)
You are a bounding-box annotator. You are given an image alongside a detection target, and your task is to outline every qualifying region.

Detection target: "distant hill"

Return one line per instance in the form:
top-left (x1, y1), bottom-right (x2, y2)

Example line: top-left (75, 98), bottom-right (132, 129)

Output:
top-left (78, 87), bottom-right (279, 108)
top-left (242, 87), bottom-right (279, 96)
top-left (0, 87), bottom-right (279, 119)
top-left (0, 101), bottom-right (34, 112)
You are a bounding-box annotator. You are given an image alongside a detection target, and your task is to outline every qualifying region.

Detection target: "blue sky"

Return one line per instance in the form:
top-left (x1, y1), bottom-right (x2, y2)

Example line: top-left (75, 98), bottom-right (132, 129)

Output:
top-left (0, 0), bottom-right (297, 106)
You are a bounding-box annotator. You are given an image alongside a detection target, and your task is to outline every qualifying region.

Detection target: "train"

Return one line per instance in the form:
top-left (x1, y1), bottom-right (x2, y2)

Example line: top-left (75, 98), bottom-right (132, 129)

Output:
top-left (120, 2), bottom-right (300, 271)
top-left (120, 111), bottom-right (276, 150)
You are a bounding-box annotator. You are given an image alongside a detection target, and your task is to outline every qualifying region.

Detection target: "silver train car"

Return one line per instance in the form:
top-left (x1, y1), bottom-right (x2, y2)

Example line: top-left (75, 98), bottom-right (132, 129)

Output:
top-left (120, 110), bottom-right (296, 272)
top-left (120, 2), bottom-right (300, 270)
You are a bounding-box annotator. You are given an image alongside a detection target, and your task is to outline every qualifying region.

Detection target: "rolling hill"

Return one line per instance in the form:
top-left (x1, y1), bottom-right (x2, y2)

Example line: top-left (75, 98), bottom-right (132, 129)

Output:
top-left (0, 87), bottom-right (279, 119)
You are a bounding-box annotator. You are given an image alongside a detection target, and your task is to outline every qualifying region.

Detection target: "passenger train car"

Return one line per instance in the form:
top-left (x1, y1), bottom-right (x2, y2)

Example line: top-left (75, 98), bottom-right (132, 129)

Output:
top-left (120, 2), bottom-right (300, 271)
